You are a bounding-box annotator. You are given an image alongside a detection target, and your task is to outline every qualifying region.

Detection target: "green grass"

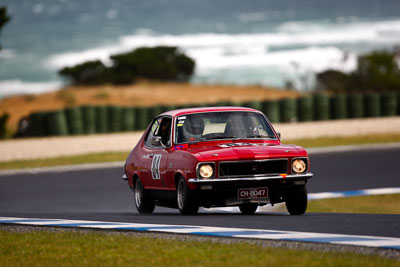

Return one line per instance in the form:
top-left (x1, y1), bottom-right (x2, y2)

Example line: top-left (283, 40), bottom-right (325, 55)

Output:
top-left (0, 229), bottom-right (398, 266)
top-left (308, 194), bottom-right (400, 214)
top-left (1, 133), bottom-right (400, 171)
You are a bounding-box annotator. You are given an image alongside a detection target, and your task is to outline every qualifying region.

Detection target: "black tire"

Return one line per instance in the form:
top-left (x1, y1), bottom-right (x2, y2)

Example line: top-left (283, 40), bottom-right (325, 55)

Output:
top-left (177, 178), bottom-right (199, 215)
top-left (239, 203), bottom-right (258, 215)
top-left (134, 178), bottom-right (155, 213)
top-left (285, 185), bottom-right (308, 215)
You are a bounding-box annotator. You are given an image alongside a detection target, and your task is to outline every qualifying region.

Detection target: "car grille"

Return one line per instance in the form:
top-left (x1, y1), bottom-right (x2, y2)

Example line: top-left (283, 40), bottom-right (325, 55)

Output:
top-left (219, 159), bottom-right (288, 178)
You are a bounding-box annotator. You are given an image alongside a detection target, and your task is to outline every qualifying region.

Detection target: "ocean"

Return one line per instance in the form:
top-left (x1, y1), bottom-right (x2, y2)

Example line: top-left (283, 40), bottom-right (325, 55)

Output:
top-left (1, 0), bottom-right (400, 97)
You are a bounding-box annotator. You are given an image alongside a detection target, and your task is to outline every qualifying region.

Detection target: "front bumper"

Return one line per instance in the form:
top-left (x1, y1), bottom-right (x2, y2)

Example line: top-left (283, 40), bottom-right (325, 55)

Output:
top-left (188, 172), bottom-right (313, 184)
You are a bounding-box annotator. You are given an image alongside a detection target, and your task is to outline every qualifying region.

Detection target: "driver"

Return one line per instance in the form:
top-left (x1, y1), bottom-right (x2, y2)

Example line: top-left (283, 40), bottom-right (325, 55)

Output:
top-left (182, 117), bottom-right (204, 142)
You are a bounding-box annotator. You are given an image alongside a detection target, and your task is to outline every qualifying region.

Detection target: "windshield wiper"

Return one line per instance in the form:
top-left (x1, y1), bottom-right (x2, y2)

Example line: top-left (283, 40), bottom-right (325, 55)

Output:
top-left (246, 134), bottom-right (276, 139)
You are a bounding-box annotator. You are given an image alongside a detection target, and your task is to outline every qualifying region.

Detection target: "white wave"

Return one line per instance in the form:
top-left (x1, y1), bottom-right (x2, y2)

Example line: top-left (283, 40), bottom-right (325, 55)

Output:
top-left (0, 80), bottom-right (62, 98)
top-left (196, 46), bottom-right (357, 73)
top-left (44, 18), bottom-right (400, 89)
top-left (191, 46), bottom-right (356, 89)
top-left (46, 18), bottom-right (400, 70)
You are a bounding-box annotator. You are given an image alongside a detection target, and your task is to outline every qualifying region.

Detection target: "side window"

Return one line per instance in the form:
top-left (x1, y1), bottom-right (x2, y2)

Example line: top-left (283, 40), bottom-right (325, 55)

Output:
top-left (158, 117), bottom-right (172, 146)
top-left (145, 118), bottom-right (162, 148)
top-left (144, 117), bottom-right (172, 148)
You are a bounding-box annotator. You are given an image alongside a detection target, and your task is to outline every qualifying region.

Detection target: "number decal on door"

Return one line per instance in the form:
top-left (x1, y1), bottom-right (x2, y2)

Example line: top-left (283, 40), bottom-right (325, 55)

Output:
top-left (151, 154), bottom-right (162, 179)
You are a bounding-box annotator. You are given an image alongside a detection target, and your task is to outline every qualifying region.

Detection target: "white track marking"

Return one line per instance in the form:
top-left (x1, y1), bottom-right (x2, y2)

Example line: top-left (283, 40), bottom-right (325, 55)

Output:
top-left (1, 216), bottom-right (400, 250)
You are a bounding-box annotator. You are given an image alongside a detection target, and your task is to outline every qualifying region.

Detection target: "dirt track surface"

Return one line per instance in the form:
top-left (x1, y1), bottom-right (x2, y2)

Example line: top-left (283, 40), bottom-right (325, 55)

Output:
top-left (1, 117), bottom-right (399, 162)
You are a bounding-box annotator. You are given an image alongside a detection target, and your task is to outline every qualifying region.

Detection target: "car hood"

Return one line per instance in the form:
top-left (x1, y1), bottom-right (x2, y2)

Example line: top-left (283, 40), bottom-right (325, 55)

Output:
top-left (185, 142), bottom-right (304, 161)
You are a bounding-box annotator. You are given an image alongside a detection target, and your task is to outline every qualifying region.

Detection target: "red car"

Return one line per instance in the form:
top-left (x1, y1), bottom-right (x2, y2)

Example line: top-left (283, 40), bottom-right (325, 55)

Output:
top-left (123, 107), bottom-right (313, 215)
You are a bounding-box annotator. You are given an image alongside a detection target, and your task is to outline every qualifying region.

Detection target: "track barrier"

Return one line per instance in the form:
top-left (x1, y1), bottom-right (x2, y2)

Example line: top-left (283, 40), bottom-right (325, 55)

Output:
top-left (26, 92), bottom-right (400, 137)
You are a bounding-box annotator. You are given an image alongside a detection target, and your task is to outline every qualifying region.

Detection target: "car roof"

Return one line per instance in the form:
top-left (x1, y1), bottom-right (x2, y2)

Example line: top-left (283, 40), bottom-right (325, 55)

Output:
top-left (160, 106), bottom-right (260, 117)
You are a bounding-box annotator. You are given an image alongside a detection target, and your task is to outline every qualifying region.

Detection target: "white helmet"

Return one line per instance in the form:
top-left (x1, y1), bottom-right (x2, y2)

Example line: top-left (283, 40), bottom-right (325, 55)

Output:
top-left (182, 117), bottom-right (204, 141)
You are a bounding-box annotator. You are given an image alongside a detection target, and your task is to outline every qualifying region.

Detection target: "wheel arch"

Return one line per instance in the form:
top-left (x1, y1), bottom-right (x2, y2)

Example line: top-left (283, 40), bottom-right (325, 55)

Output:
top-left (174, 171), bottom-right (185, 189)
top-left (131, 173), bottom-right (140, 189)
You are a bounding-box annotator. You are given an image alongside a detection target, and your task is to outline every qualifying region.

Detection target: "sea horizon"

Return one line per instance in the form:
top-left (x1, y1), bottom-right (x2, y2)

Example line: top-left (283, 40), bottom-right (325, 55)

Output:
top-left (1, 0), bottom-right (400, 97)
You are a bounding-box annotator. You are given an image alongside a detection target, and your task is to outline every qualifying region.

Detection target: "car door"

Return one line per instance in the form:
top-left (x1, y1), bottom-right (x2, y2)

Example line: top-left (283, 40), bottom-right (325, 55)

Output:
top-left (140, 116), bottom-right (172, 190)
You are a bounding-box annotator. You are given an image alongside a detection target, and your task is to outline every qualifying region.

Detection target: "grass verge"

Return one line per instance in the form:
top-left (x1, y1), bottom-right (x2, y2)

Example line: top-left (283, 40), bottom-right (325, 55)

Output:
top-left (0, 229), bottom-right (398, 266)
top-left (308, 194), bottom-right (400, 214)
top-left (1, 133), bottom-right (400, 171)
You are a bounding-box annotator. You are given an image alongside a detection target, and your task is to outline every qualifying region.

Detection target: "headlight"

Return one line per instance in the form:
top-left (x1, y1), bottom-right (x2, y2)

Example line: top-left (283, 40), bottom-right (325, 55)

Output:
top-left (199, 164), bottom-right (214, 179)
top-left (292, 159), bottom-right (306, 174)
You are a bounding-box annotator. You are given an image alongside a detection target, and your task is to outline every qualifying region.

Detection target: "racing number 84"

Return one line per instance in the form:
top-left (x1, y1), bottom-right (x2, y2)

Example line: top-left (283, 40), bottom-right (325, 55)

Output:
top-left (151, 154), bottom-right (162, 179)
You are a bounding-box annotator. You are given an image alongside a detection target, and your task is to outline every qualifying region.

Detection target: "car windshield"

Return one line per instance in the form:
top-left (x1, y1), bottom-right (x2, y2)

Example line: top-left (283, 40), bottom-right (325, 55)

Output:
top-left (175, 111), bottom-right (276, 144)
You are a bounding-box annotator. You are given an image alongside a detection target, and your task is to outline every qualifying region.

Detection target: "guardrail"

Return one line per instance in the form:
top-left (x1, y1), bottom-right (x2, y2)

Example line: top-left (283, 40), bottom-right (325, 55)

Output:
top-left (26, 92), bottom-right (400, 137)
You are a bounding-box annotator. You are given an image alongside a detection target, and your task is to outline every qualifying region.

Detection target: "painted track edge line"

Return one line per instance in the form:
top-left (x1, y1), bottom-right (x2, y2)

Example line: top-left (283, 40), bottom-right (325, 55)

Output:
top-left (207, 187), bottom-right (400, 213)
top-left (1, 216), bottom-right (400, 251)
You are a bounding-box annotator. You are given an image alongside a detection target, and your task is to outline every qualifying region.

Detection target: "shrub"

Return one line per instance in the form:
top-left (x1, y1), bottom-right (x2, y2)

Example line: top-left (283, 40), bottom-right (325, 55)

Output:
top-left (59, 60), bottom-right (110, 85)
top-left (59, 47), bottom-right (195, 86)
top-left (316, 49), bottom-right (400, 93)
top-left (56, 90), bottom-right (76, 105)
top-left (110, 46), bottom-right (195, 84)
top-left (354, 51), bottom-right (400, 92)
top-left (316, 70), bottom-right (351, 93)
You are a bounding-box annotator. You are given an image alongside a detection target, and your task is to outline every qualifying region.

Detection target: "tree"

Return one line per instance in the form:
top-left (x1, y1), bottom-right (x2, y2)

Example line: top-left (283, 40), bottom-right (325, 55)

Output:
top-left (59, 60), bottom-right (110, 85)
top-left (0, 112), bottom-right (10, 139)
top-left (110, 46), bottom-right (195, 84)
top-left (0, 7), bottom-right (10, 138)
top-left (352, 50), bottom-right (400, 92)
top-left (0, 7), bottom-right (11, 50)
top-left (316, 69), bottom-right (352, 93)
top-left (316, 49), bottom-right (400, 93)
top-left (58, 46), bottom-right (196, 86)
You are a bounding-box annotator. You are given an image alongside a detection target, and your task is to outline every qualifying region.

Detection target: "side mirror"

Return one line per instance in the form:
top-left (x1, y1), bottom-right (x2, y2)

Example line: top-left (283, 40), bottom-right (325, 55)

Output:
top-left (151, 136), bottom-right (166, 148)
top-left (151, 136), bottom-right (162, 146)
top-left (277, 132), bottom-right (281, 139)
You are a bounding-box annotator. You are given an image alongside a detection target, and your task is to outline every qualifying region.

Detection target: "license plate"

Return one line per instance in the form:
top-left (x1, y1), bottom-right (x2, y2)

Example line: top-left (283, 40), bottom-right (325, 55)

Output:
top-left (238, 187), bottom-right (268, 200)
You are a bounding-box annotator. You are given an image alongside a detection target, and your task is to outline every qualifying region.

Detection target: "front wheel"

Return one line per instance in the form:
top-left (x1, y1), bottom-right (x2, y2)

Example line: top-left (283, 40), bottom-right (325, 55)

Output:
top-left (177, 178), bottom-right (199, 215)
top-left (285, 185), bottom-right (308, 215)
top-left (134, 178), bottom-right (155, 213)
top-left (239, 203), bottom-right (258, 215)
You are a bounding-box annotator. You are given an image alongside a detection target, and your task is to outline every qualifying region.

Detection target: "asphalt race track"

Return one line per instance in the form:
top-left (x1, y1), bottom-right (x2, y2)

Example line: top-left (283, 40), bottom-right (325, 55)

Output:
top-left (1, 147), bottom-right (400, 239)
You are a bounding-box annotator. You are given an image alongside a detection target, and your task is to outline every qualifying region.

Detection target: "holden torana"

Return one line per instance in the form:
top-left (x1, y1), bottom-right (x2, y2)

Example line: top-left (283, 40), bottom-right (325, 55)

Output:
top-left (123, 107), bottom-right (313, 215)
